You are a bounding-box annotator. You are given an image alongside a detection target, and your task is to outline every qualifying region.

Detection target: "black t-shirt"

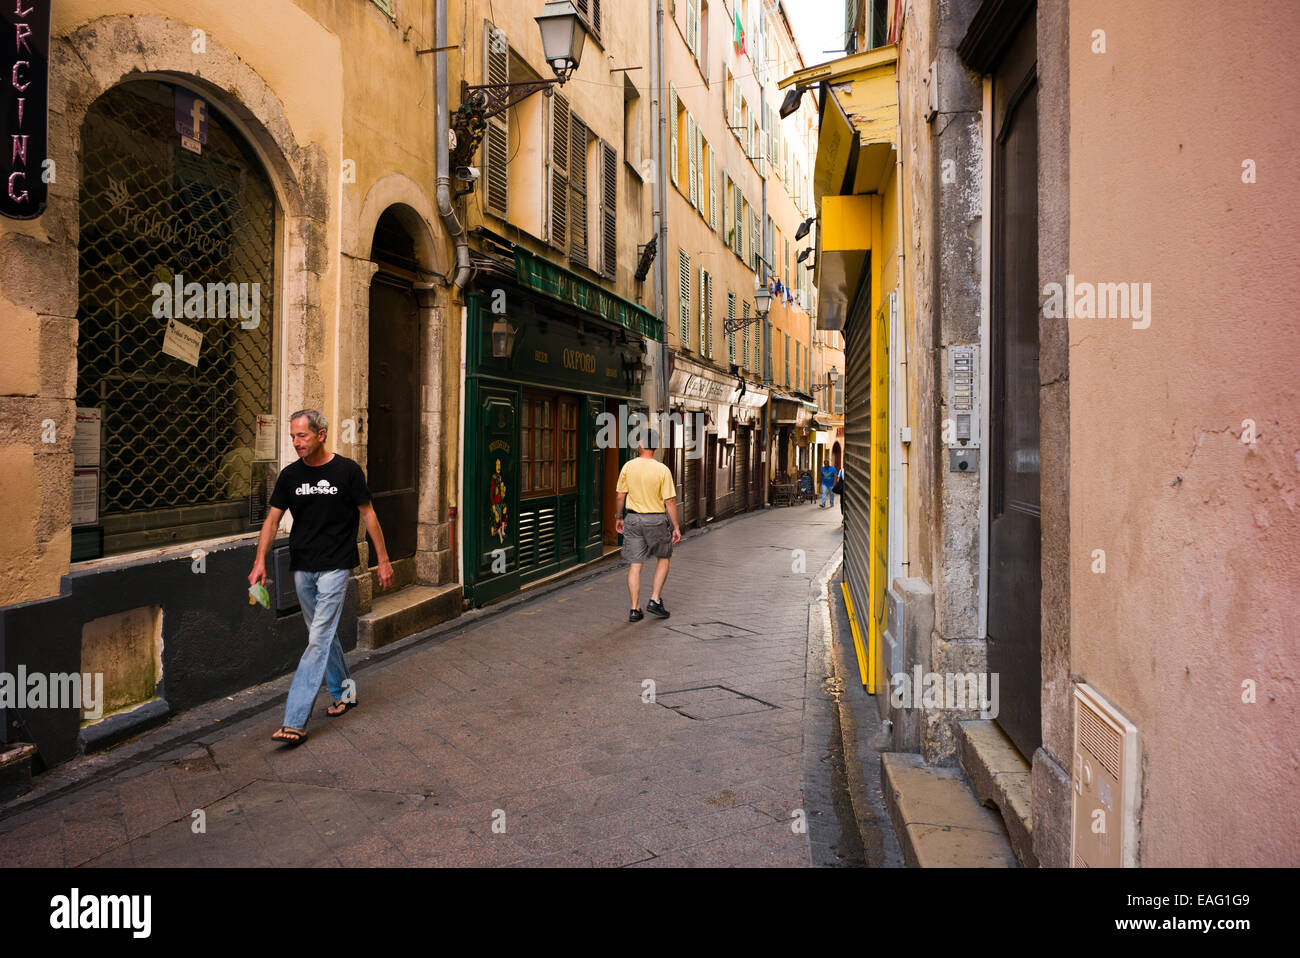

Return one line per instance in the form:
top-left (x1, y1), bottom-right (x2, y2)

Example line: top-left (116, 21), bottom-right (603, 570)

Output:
top-left (268, 454), bottom-right (372, 572)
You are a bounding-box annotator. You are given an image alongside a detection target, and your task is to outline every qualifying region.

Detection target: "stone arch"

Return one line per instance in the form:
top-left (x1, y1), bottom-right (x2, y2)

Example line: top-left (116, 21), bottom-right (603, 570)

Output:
top-left (346, 179), bottom-right (454, 586)
top-left (47, 14), bottom-right (331, 418)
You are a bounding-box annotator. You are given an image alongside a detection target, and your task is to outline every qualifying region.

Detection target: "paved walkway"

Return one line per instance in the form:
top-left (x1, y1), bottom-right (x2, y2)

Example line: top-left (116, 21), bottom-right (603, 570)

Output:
top-left (1, 505), bottom-right (849, 867)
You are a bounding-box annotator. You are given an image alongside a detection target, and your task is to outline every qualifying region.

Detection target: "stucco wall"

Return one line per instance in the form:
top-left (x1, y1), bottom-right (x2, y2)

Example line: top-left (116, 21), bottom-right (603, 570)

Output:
top-left (1067, 0), bottom-right (1300, 865)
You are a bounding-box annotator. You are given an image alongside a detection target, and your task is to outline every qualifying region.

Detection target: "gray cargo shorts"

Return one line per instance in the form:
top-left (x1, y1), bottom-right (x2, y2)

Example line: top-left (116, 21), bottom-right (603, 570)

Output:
top-left (622, 512), bottom-right (673, 563)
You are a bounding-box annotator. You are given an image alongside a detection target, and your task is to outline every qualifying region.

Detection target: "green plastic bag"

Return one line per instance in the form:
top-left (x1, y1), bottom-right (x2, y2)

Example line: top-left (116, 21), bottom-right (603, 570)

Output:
top-left (248, 583), bottom-right (271, 609)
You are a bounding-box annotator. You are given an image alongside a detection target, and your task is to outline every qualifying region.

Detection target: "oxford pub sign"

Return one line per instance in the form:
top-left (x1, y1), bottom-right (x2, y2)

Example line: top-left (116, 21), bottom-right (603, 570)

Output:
top-left (2, 0), bottom-right (49, 219)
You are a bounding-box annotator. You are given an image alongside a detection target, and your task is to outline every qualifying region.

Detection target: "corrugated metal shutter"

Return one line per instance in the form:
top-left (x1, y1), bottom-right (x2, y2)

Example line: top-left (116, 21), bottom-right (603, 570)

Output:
top-left (737, 428), bottom-right (751, 509)
top-left (842, 261), bottom-right (872, 673)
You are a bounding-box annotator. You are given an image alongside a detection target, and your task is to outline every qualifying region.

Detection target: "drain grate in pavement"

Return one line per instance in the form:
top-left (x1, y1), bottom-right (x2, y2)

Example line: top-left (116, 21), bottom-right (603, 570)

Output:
top-left (656, 685), bottom-right (779, 720)
top-left (666, 621), bottom-right (758, 641)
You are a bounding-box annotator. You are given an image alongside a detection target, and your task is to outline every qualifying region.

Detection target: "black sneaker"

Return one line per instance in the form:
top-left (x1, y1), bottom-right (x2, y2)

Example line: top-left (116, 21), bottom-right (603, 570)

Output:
top-left (629, 608), bottom-right (644, 622)
top-left (646, 598), bottom-right (670, 619)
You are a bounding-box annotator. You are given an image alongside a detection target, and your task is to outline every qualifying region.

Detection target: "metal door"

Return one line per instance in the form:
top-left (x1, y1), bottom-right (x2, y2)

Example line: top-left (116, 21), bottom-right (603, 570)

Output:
top-left (367, 273), bottom-right (419, 564)
top-left (986, 12), bottom-right (1042, 759)
top-left (737, 428), bottom-right (751, 510)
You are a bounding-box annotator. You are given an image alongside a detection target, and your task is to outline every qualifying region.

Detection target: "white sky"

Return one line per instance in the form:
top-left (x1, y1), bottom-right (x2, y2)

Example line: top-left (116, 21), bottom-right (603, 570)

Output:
top-left (783, 0), bottom-right (850, 68)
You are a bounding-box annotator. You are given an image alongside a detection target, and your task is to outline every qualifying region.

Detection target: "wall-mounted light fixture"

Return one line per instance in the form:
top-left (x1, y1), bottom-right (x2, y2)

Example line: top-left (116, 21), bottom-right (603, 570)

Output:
top-left (491, 316), bottom-right (517, 358)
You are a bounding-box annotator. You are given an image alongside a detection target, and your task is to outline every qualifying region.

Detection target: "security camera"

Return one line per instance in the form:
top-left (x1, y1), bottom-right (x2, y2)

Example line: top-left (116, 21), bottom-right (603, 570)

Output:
top-left (455, 166), bottom-right (480, 182)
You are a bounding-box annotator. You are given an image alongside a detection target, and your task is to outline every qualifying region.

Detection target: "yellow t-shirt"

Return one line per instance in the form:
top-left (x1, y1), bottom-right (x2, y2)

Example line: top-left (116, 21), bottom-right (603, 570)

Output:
top-left (616, 456), bottom-right (677, 514)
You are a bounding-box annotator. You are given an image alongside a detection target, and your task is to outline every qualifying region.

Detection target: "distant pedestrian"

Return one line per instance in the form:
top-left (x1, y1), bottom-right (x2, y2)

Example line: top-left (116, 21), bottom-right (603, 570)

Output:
top-left (248, 409), bottom-right (394, 746)
top-left (820, 459), bottom-right (838, 508)
top-left (615, 429), bottom-right (682, 622)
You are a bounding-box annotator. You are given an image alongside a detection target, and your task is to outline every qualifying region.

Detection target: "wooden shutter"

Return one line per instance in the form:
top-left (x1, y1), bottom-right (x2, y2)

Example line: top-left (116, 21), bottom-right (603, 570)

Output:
top-left (550, 92), bottom-right (570, 249)
top-left (734, 191), bottom-right (743, 257)
top-left (570, 114), bottom-right (588, 267)
top-left (687, 115), bottom-right (699, 209)
top-left (483, 23), bottom-right (509, 218)
top-left (686, 0), bottom-right (697, 55)
top-left (678, 249), bottom-right (691, 348)
top-left (708, 145), bottom-right (717, 230)
top-left (601, 140), bottom-right (617, 280)
top-left (751, 200), bottom-right (761, 270)
top-left (669, 85), bottom-right (679, 186)
top-left (722, 66), bottom-right (731, 125)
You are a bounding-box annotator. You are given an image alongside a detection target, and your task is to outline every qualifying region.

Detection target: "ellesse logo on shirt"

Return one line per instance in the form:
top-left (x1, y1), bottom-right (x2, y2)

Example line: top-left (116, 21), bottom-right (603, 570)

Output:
top-left (295, 479), bottom-right (339, 495)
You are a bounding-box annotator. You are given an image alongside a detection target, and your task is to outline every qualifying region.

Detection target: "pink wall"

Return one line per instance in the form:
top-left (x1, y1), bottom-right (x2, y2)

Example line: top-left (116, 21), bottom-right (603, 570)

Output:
top-left (1067, 2), bottom-right (1300, 864)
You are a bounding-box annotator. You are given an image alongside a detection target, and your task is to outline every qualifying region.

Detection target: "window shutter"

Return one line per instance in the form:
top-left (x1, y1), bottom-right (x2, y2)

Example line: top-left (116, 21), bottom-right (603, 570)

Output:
top-left (751, 201), bottom-right (761, 271)
top-left (708, 145), bottom-right (717, 230)
top-left (688, 115), bottom-right (699, 209)
top-left (705, 271), bottom-right (713, 358)
top-left (678, 249), bottom-right (691, 348)
top-left (483, 23), bottom-right (509, 218)
top-left (686, 0), bottom-right (697, 55)
top-left (727, 291), bottom-right (736, 363)
top-left (669, 85), bottom-right (679, 186)
top-left (569, 114), bottom-right (588, 267)
top-left (601, 140), bottom-right (617, 280)
top-left (722, 66), bottom-right (731, 125)
top-left (742, 301), bottom-right (752, 370)
top-left (702, 265), bottom-right (712, 358)
top-left (592, 0), bottom-right (602, 34)
top-left (550, 92), bottom-right (570, 249)
top-left (733, 191), bottom-right (743, 256)
top-left (785, 236), bottom-right (791, 289)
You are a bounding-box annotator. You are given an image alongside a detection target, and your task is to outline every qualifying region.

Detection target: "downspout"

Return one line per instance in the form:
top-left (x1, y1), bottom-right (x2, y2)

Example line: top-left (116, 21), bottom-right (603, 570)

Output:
top-left (653, 0), bottom-right (670, 414)
top-left (437, 0), bottom-right (472, 290)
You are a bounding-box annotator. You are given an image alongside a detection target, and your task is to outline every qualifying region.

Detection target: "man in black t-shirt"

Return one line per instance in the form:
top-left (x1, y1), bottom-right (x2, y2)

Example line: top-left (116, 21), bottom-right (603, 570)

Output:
top-left (249, 409), bottom-right (394, 746)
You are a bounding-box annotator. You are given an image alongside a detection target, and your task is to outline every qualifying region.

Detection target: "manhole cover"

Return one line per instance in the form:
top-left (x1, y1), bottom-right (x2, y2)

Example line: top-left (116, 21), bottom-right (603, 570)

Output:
top-left (666, 621), bottom-right (758, 640)
top-left (656, 685), bottom-right (779, 720)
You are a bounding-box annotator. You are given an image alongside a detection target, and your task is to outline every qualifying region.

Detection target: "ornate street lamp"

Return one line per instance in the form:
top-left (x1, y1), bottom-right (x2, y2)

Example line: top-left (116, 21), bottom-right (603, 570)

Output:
top-left (754, 273), bottom-right (772, 316)
top-left (461, 1), bottom-right (589, 121)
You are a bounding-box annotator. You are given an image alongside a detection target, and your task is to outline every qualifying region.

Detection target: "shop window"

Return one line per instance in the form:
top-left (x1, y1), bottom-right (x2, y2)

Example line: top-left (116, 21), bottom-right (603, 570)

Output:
top-left (521, 392), bottom-right (556, 497)
top-left (76, 80), bottom-right (276, 558)
top-left (522, 391), bottom-right (581, 497)
top-left (559, 397), bottom-right (579, 492)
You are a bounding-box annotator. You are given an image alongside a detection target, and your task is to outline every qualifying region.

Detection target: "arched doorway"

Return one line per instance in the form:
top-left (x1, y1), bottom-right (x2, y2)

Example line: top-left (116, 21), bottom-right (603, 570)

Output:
top-left (366, 209), bottom-right (421, 567)
top-left (832, 441), bottom-right (842, 470)
top-left (76, 79), bottom-right (276, 558)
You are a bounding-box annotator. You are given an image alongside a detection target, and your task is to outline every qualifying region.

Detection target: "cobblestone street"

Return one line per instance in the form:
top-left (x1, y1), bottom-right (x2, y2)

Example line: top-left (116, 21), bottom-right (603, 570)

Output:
top-left (0, 506), bottom-right (858, 867)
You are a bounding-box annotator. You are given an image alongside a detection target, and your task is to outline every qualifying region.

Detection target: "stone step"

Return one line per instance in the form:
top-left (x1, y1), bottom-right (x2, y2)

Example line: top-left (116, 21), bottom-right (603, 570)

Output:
top-left (356, 583), bottom-right (462, 651)
top-left (0, 742), bottom-right (37, 803)
top-left (881, 751), bottom-right (1019, 867)
top-left (957, 719), bottom-right (1037, 867)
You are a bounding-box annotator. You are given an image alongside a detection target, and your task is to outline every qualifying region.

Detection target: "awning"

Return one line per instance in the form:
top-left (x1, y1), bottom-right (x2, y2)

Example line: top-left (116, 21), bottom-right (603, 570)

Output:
top-left (514, 247), bottom-right (664, 342)
top-left (770, 393), bottom-right (815, 427)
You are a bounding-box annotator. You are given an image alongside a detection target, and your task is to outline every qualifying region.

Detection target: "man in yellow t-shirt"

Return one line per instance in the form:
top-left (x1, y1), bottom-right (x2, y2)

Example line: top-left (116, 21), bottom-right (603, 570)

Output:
top-left (615, 432), bottom-right (682, 622)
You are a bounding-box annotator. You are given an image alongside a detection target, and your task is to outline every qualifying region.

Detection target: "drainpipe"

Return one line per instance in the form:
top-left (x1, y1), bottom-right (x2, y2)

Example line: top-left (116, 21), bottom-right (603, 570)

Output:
top-left (437, 0), bottom-right (471, 290)
top-left (652, 0), bottom-right (670, 414)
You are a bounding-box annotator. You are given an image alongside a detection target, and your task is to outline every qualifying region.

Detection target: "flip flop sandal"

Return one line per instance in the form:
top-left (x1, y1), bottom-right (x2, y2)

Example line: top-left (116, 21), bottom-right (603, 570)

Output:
top-left (271, 726), bottom-right (308, 747)
top-left (325, 700), bottom-right (356, 717)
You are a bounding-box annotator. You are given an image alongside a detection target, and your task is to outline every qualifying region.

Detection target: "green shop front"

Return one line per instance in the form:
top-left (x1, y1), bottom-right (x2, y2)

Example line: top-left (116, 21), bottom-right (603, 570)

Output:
top-left (463, 250), bottom-right (663, 606)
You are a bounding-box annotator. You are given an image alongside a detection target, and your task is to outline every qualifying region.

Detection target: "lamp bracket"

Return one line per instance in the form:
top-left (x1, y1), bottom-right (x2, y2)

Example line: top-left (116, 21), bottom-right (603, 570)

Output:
top-left (723, 314), bottom-right (766, 334)
top-left (461, 79), bottom-right (559, 121)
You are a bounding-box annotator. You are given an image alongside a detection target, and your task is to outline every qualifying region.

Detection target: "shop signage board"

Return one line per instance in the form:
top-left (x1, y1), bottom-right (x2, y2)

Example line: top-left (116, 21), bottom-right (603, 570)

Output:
top-left (1, 0), bottom-right (50, 218)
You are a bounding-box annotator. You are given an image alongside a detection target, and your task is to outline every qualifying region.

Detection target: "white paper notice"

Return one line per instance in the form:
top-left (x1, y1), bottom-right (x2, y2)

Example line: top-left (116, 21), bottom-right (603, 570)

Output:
top-left (255, 414), bottom-right (277, 461)
top-left (72, 468), bottom-right (99, 526)
top-left (161, 317), bottom-right (202, 366)
top-left (74, 407), bottom-right (102, 467)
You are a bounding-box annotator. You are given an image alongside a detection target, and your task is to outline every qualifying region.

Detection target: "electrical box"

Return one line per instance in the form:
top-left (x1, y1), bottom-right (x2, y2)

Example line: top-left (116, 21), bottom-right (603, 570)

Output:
top-left (1071, 683), bottom-right (1141, 867)
top-left (946, 344), bottom-right (979, 473)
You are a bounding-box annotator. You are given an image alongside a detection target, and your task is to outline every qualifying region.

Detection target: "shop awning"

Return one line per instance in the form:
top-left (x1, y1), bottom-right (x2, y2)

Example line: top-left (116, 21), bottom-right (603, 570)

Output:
top-left (514, 247), bottom-right (664, 342)
top-left (781, 45), bottom-right (899, 332)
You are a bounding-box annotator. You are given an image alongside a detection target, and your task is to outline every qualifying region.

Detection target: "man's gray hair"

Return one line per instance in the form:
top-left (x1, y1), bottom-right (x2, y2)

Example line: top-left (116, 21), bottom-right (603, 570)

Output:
top-left (289, 408), bottom-right (328, 433)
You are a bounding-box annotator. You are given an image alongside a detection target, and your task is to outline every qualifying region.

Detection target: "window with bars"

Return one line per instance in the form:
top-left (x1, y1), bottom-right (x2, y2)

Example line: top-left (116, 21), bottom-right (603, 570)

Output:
top-left (77, 79), bottom-right (276, 557)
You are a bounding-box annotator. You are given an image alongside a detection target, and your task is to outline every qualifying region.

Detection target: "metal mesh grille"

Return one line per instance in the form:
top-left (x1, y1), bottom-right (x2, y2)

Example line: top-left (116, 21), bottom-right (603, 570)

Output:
top-left (77, 81), bottom-right (275, 551)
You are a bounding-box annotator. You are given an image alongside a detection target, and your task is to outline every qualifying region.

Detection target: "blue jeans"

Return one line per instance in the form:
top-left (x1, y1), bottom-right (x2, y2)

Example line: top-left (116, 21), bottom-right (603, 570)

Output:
top-left (820, 486), bottom-right (834, 507)
top-left (283, 568), bottom-right (352, 731)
